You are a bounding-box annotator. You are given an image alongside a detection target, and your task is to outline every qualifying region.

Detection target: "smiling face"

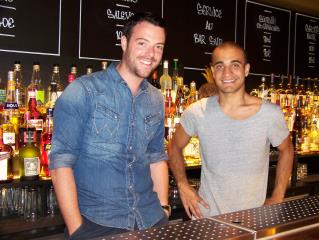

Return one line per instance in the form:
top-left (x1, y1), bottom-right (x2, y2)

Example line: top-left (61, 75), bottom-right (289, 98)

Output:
top-left (211, 44), bottom-right (250, 95)
top-left (120, 21), bottom-right (165, 81)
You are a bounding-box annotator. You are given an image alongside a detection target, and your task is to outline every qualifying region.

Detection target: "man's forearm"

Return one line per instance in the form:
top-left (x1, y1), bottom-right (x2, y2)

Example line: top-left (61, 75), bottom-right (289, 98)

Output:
top-left (272, 139), bottom-right (294, 200)
top-left (150, 161), bottom-right (169, 206)
top-left (51, 167), bottom-right (82, 235)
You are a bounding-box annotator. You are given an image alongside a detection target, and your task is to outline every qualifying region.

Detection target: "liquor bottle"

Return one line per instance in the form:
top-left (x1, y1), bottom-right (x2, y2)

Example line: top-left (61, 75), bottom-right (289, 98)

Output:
top-left (171, 59), bottom-right (180, 99)
top-left (101, 61), bottom-right (108, 70)
top-left (3, 71), bottom-right (20, 149)
top-left (0, 77), bottom-right (6, 112)
top-left (313, 78), bottom-right (319, 105)
top-left (70, 64), bottom-right (78, 79)
top-left (18, 110), bottom-right (36, 150)
top-left (276, 75), bottom-right (286, 108)
top-left (67, 73), bottom-right (75, 85)
top-left (309, 102), bottom-right (319, 152)
top-left (292, 100), bottom-right (303, 152)
top-left (164, 89), bottom-right (175, 139)
top-left (187, 81), bottom-right (197, 106)
top-left (86, 65), bottom-right (93, 75)
top-left (35, 68), bottom-right (45, 115)
top-left (27, 63), bottom-right (40, 104)
top-left (0, 128), bottom-right (14, 183)
top-left (149, 70), bottom-right (161, 89)
top-left (258, 76), bottom-right (268, 100)
top-left (51, 64), bottom-right (64, 97)
top-left (267, 73), bottom-right (277, 104)
top-left (40, 108), bottom-right (53, 179)
top-left (19, 128), bottom-right (41, 181)
top-left (285, 75), bottom-right (293, 107)
top-left (45, 79), bottom-right (58, 111)
top-left (13, 61), bottom-right (26, 115)
top-left (175, 76), bottom-right (186, 116)
top-left (160, 60), bottom-right (172, 95)
top-left (27, 88), bottom-right (43, 146)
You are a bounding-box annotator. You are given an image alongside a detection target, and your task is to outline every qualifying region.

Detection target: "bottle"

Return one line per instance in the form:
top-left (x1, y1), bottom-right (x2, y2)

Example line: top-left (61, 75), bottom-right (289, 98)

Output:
top-left (187, 81), bottom-right (197, 106)
top-left (160, 60), bottom-right (172, 95)
top-left (258, 76), bottom-right (268, 100)
top-left (101, 61), bottom-right (108, 70)
top-left (3, 71), bottom-right (20, 149)
top-left (27, 63), bottom-right (40, 104)
top-left (149, 70), bottom-right (161, 89)
top-left (0, 128), bottom-right (14, 183)
top-left (67, 73), bottom-right (75, 85)
top-left (267, 73), bottom-right (277, 104)
top-left (13, 61), bottom-right (27, 115)
top-left (40, 108), bottom-right (53, 179)
top-left (0, 77), bottom-right (6, 112)
top-left (45, 80), bottom-right (58, 111)
top-left (171, 59), bottom-right (180, 100)
top-left (285, 75), bottom-right (293, 108)
top-left (35, 68), bottom-right (45, 115)
top-left (27, 88), bottom-right (43, 146)
top-left (18, 110), bottom-right (36, 150)
top-left (292, 100), bottom-right (302, 152)
top-left (86, 65), bottom-right (93, 75)
top-left (175, 77), bottom-right (186, 116)
top-left (164, 89), bottom-right (175, 140)
top-left (276, 75), bottom-right (286, 108)
top-left (19, 128), bottom-right (41, 181)
top-left (70, 64), bottom-right (78, 79)
top-left (51, 64), bottom-right (64, 97)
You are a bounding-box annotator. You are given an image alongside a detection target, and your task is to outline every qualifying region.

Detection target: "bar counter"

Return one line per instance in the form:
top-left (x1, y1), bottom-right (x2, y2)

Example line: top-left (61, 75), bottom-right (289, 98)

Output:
top-left (97, 195), bottom-right (319, 240)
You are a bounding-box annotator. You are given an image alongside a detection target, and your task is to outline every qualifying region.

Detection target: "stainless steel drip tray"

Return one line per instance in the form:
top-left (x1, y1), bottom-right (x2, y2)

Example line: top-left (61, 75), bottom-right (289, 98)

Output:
top-left (101, 218), bottom-right (254, 240)
top-left (212, 195), bottom-right (319, 238)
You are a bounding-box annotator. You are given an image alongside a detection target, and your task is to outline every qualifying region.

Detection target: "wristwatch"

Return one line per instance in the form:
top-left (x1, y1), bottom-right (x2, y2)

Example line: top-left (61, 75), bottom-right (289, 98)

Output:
top-left (161, 205), bottom-right (171, 216)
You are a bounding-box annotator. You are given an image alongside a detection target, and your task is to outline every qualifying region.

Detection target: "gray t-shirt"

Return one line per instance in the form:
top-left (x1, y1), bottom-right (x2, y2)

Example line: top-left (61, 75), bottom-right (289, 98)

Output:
top-left (180, 96), bottom-right (289, 217)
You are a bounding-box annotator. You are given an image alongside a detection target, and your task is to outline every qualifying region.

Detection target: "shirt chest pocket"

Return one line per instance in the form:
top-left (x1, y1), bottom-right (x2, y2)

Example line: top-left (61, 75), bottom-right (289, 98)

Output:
top-left (144, 112), bottom-right (162, 140)
top-left (93, 104), bottom-right (120, 140)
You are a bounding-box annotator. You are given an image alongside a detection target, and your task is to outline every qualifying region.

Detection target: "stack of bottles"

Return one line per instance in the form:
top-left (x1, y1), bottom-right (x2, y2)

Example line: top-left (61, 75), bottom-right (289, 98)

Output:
top-left (149, 59), bottom-right (200, 166)
top-left (0, 60), bottom-right (108, 183)
top-left (250, 74), bottom-right (319, 153)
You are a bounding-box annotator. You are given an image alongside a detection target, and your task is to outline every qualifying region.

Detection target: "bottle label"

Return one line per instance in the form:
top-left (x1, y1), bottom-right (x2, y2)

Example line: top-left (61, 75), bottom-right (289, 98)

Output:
top-left (3, 132), bottom-right (15, 145)
top-left (0, 89), bottom-right (6, 104)
top-left (28, 119), bottom-right (43, 131)
top-left (24, 157), bottom-right (40, 176)
top-left (36, 90), bottom-right (45, 105)
top-left (4, 102), bottom-right (18, 109)
top-left (23, 130), bottom-right (37, 144)
top-left (0, 152), bottom-right (10, 181)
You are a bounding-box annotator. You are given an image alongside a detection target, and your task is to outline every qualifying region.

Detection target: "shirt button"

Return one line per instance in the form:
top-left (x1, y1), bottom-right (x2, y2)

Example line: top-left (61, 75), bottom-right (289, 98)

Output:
top-left (129, 185), bottom-right (133, 189)
top-left (129, 146), bottom-right (132, 150)
top-left (132, 207), bottom-right (136, 211)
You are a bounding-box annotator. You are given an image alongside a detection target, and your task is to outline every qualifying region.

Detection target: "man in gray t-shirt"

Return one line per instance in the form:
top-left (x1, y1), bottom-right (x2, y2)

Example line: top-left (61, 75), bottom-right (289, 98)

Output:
top-left (168, 41), bottom-right (294, 219)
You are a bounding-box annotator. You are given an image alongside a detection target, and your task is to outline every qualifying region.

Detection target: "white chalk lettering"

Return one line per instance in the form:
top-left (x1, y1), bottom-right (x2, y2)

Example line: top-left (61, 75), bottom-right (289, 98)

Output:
top-left (196, 3), bottom-right (222, 18)
top-left (0, 17), bottom-right (15, 29)
top-left (205, 20), bottom-right (214, 30)
top-left (106, 9), bottom-right (134, 20)
top-left (194, 33), bottom-right (206, 45)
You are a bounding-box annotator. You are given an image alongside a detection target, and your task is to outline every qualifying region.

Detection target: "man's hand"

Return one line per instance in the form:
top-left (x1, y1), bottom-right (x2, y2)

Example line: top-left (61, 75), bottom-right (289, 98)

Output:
top-left (264, 196), bottom-right (284, 206)
top-left (178, 182), bottom-right (209, 219)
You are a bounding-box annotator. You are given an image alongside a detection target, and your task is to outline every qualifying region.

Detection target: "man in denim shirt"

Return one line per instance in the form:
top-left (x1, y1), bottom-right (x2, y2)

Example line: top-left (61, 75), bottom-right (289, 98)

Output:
top-left (50, 12), bottom-right (169, 239)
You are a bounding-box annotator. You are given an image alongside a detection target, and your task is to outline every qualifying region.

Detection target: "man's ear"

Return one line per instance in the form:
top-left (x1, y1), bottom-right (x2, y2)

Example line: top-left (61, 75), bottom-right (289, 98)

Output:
top-left (244, 63), bottom-right (250, 77)
top-left (121, 35), bottom-right (128, 52)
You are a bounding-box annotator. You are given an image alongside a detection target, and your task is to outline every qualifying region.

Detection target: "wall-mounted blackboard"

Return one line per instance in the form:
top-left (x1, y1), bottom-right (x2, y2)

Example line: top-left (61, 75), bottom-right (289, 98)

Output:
top-left (294, 13), bottom-right (319, 78)
top-left (79, 0), bottom-right (162, 61)
top-left (164, 0), bottom-right (237, 71)
top-left (0, 0), bottom-right (61, 56)
top-left (244, 0), bottom-right (291, 76)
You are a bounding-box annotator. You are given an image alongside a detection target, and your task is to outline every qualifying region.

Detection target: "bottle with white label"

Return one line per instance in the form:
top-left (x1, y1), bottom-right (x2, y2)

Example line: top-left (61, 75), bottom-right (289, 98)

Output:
top-left (0, 128), bottom-right (14, 183)
top-left (19, 128), bottom-right (41, 181)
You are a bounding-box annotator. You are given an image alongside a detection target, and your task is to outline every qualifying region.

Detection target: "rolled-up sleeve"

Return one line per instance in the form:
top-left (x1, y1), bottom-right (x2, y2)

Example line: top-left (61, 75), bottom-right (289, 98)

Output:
top-left (49, 80), bottom-right (89, 170)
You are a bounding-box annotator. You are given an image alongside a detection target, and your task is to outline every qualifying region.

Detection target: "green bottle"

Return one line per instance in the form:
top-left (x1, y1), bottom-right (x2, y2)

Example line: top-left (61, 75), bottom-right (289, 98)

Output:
top-left (19, 128), bottom-right (41, 181)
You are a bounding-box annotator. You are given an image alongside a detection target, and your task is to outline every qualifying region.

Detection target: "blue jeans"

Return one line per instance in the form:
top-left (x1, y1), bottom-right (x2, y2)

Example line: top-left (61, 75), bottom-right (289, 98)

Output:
top-left (66, 215), bottom-right (169, 240)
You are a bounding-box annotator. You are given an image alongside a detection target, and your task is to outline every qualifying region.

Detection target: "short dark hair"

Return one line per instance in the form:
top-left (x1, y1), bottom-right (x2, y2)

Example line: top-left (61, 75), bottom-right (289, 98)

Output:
top-left (212, 41), bottom-right (248, 64)
top-left (122, 12), bottom-right (166, 40)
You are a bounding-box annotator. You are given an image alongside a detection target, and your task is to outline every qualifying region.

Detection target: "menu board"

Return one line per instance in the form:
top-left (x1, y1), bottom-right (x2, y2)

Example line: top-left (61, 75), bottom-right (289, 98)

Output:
top-left (0, 0), bottom-right (61, 55)
top-left (294, 13), bottom-right (319, 77)
top-left (244, 1), bottom-right (291, 75)
top-left (79, 0), bottom-right (162, 60)
top-left (164, 0), bottom-right (237, 70)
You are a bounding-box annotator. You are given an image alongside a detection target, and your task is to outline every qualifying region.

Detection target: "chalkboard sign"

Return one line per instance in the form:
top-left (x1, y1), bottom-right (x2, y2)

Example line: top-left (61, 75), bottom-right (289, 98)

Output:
top-left (294, 13), bottom-right (319, 77)
top-left (0, 0), bottom-right (61, 55)
top-left (164, 0), bottom-right (237, 71)
top-left (79, 0), bottom-right (162, 60)
top-left (244, 1), bottom-right (291, 75)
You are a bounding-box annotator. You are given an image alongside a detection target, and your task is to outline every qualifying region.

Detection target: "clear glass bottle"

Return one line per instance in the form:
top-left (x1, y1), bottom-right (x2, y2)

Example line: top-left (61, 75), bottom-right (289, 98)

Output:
top-left (3, 71), bottom-right (20, 150)
top-left (101, 61), bottom-right (108, 70)
top-left (86, 65), bottom-right (93, 75)
top-left (51, 64), bottom-right (64, 97)
top-left (267, 73), bottom-right (277, 104)
top-left (19, 128), bottom-right (41, 181)
top-left (187, 81), bottom-right (197, 106)
top-left (27, 63), bottom-right (40, 104)
top-left (150, 70), bottom-right (161, 89)
top-left (40, 108), bottom-right (53, 179)
top-left (70, 64), bottom-right (78, 79)
top-left (160, 60), bottom-right (172, 95)
top-left (13, 61), bottom-right (27, 115)
top-left (258, 76), bottom-right (268, 100)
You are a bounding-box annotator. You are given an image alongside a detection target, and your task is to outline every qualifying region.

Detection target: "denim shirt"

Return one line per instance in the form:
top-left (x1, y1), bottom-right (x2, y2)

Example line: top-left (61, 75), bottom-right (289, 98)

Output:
top-left (50, 63), bottom-right (168, 230)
